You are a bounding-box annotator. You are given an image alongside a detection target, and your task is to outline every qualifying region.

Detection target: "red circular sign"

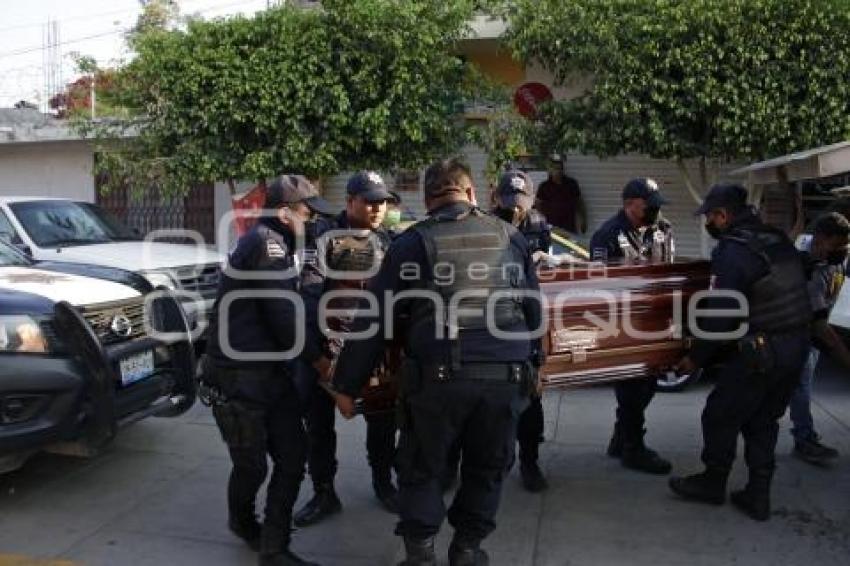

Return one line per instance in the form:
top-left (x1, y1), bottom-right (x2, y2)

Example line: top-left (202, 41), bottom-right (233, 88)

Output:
top-left (513, 82), bottom-right (553, 119)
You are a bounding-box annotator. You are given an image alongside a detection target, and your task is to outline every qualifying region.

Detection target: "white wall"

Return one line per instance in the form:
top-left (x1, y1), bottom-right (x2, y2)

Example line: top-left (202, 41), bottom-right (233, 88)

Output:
top-left (0, 141), bottom-right (94, 201)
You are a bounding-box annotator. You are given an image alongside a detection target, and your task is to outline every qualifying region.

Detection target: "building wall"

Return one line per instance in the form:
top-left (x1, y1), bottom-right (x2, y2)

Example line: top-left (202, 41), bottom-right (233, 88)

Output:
top-left (320, 149), bottom-right (741, 259)
top-left (0, 141), bottom-right (95, 201)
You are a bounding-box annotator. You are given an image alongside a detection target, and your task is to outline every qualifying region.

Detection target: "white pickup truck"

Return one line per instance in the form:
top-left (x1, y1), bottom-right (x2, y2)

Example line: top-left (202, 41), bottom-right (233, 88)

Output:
top-left (0, 197), bottom-right (224, 342)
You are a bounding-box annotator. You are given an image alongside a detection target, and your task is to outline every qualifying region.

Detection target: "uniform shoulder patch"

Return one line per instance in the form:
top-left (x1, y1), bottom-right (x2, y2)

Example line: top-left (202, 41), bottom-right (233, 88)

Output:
top-left (266, 238), bottom-right (287, 258)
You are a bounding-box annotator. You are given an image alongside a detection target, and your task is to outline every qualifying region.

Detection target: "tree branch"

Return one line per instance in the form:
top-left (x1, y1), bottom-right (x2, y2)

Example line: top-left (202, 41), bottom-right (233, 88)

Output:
top-left (676, 158), bottom-right (704, 205)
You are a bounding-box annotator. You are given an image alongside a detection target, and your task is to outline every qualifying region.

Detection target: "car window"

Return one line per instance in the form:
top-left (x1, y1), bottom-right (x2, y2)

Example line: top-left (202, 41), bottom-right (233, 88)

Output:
top-left (0, 209), bottom-right (22, 245)
top-left (0, 240), bottom-right (30, 266)
top-left (9, 200), bottom-right (137, 248)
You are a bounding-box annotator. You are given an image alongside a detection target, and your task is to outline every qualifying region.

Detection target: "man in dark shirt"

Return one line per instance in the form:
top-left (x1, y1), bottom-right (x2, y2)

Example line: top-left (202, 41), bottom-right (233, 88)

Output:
top-left (331, 159), bottom-right (543, 566)
top-left (203, 174), bottom-right (332, 566)
top-left (534, 153), bottom-right (586, 233)
top-left (589, 178), bottom-right (674, 475)
top-left (788, 213), bottom-right (850, 464)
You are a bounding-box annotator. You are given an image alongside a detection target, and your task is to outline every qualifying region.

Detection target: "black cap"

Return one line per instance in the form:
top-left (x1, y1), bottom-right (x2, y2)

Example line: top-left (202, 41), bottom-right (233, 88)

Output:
top-left (694, 183), bottom-right (749, 216)
top-left (266, 174), bottom-right (334, 216)
top-left (496, 169), bottom-right (535, 209)
top-left (622, 177), bottom-right (668, 207)
top-left (347, 171), bottom-right (393, 202)
top-left (388, 190), bottom-right (402, 204)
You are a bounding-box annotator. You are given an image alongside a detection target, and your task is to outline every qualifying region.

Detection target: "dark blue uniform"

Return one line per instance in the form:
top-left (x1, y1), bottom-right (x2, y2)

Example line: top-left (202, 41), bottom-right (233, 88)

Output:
top-left (514, 210), bottom-right (551, 468)
top-left (333, 202), bottom-right (543, 546)
top-left (590, 211), bottom-right (672, 470)
top-left (688, 213), bottom-right (811, 478)
top-left (298, 211), bottom-right (397, 499)
top-left (204, 217), bottom-right (321, 556)
top-left (589, 209), bottom-right (671, 261)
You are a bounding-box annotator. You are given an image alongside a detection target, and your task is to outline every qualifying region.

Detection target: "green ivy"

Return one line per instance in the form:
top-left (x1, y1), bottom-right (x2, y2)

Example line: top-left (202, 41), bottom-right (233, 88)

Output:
top-left (506, 0), bottom-right (850, 192)
top-left (83, 1), bottom-right (484, 197)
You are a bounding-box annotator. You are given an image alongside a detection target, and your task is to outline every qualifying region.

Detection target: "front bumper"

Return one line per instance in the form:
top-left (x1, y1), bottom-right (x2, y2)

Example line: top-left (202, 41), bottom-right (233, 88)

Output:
top-left (0, 296), bottom-right (196, 468)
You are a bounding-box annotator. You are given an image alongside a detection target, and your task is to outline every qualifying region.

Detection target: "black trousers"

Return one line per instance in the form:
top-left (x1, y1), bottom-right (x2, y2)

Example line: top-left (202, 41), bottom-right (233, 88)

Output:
top-left (208, 364), bottom-right (307, 533)
top-left (304, 382), bottom-right (397, 486)
top-left (701, 331), bottom-right (809, 474)
top-left (447, 394), bottom-right (543, 471)
top-left (516, 396), bottom-right (544, 464)
top-left (614, 376), bottom-right (657, 443)
top-left (396, 376), bottom-right (527, 541)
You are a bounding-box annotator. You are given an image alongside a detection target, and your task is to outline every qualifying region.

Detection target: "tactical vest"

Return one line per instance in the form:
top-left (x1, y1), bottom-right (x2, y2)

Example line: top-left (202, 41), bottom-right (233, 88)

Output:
top-left (409, 208), bottom-right (528, 347)
top-left (325, 229), bottom-right (390, 288)
top-left (518, 209), bottom-right (550, 254)
top-left (724, 226), bottom-right (812, 333)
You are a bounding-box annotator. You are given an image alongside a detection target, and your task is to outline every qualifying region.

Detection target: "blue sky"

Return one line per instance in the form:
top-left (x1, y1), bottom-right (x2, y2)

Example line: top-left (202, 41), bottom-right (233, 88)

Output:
top-left (0, 0), bottom-right (272, 108)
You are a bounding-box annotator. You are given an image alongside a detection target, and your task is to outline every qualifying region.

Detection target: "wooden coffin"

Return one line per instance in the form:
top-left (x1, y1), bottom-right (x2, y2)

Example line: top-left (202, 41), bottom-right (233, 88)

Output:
top-left (354, 258), bottom-right (710, 413)
top-left (538, 258), bottom-right (710, 389)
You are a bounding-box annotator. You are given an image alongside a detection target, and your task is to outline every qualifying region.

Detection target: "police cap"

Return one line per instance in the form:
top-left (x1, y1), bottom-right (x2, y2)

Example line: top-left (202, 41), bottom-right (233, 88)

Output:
top-left (266, 174), bottom-right (334, 215)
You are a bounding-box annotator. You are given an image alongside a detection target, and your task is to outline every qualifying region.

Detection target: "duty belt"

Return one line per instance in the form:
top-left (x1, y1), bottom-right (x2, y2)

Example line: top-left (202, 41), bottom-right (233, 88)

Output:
top-left (423, 362), bottom-right (526, 384)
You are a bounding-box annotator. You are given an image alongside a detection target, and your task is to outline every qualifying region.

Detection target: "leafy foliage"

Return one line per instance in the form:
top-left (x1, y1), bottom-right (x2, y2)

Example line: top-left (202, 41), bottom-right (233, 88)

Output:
top-left (84, 0), bottom-right (482, 196)
top-left (506, 0), bottom-right (850, 190)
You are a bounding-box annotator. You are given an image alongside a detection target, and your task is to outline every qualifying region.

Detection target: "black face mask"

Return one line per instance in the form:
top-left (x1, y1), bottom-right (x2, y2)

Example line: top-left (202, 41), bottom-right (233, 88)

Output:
top-left (705, 222), bottom-right (723, 240)
top-left (643, 207), bottom-right (660, 225)
top-left (494, 207), bottom-right (517, 224)
top-left (827, 250), bottom-right (848, 266)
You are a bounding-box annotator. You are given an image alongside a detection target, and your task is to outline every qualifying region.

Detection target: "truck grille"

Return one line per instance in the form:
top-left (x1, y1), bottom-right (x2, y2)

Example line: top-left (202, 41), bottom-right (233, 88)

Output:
top-left (173, 264), bottom-right (220, 298)
top-left (78, 297), bottom-right (147, 345)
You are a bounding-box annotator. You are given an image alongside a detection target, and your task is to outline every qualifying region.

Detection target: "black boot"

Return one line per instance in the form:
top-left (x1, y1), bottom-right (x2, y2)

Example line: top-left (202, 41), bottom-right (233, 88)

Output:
top-left (669, 468), bottom-right (728, 505)
top-left (372, 470), bottom-right (399, 514)
top-left (520, 461), bottom-right (548, 493)
top-left (258, 526), bottom-right (319, 566)
top-left (731, 470), bottom-right (772, 522)
top-left (606, 425), bottom-right (623, 458)
top-left (293, 483), bottom-right (341, 527)
top-left (621, 429), bottom-right (671, 475)
top-left (448, 535), bottom-right (489, 566)
top-left (229, 513), bottom-right (262, 552)
top-left (398, 536), bottom-right (436, 566)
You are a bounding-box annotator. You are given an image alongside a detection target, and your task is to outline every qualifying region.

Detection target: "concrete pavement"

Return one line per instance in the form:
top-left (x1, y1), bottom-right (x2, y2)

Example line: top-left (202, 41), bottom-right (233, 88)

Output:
top-left (1, 359), bottom-right (849, 566)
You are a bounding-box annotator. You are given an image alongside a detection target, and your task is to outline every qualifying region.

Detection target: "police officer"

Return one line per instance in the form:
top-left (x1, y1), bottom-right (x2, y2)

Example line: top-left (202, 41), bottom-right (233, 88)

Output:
top-left (331, 159), bottom-right (543, 566)
top-left (589, 178), bottom-right (674, 474)
top-left (294, 171), bottom-right (399, 527)
top-left (203, 174), bottom-right (332, 565)
top-left (445, 169), bottom-right (551, 493)
top-left (669, 183), bottom-right (812, 521)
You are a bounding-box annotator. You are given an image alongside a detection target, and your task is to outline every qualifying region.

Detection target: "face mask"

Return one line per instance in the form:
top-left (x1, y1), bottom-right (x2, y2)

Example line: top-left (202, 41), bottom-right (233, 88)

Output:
top-left (494, 207), bottom-right (517, 224)
top-left (643, 207), bottom-right (660, 225)
top-left (705, 222), bottom-right (723, 240)
top-left (382, 209), bottom-right (402, 228)
top-left (827, 250), bottom-right (847, 266)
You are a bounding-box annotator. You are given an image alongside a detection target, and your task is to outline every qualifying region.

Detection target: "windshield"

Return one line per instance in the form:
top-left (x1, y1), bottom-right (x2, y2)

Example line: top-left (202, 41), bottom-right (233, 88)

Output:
top-left (9, 200), bottom-right (140, 248)
top-left (0, 240), bottom-right (30, 267)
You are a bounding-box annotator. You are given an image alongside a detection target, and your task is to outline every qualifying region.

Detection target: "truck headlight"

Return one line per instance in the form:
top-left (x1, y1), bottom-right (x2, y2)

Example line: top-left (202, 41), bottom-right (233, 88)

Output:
top-left (142, 270), bottom-right (178, 290)
top-left (0, 315), bottom-right (49, 353)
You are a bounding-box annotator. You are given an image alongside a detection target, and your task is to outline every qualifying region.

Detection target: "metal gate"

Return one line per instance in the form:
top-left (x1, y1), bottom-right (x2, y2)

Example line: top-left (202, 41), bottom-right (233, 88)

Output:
top-left (95, 181), bottom-right (216, 246)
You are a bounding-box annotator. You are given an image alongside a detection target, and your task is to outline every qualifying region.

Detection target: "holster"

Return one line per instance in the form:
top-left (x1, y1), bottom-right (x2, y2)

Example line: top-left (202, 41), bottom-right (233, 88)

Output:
top-left (738, 333), bottom-right (776, 374)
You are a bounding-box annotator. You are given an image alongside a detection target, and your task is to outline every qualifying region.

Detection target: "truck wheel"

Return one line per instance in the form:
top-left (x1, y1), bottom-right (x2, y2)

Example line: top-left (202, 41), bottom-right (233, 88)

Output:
top-left (656, 368), bottom-right (703, 393)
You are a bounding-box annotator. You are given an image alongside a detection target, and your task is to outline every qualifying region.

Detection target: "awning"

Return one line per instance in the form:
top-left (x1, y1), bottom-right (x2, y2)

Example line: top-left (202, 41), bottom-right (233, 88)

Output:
top-left (729, 141), bottom-right (850, 185)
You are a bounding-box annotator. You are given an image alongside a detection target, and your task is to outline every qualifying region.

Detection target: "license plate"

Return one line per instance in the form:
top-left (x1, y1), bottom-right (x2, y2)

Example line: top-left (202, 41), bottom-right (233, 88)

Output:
top-left (119, 350), bottom-right (155, 386)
